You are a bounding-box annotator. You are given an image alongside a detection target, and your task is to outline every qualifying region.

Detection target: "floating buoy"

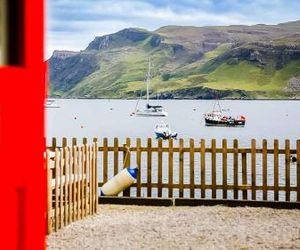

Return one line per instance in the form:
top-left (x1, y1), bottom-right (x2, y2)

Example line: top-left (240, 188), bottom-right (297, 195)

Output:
top-left (100, 167), bottom-right (138, 196)
top-left (74, 117), bottom-right (77, 120)
top-left (291, 155), bottom-right (297, 163)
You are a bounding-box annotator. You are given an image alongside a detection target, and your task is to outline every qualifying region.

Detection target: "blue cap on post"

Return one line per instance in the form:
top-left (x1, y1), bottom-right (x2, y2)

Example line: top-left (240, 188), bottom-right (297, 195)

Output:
top-left (127, 166), bottom-right (138, 179)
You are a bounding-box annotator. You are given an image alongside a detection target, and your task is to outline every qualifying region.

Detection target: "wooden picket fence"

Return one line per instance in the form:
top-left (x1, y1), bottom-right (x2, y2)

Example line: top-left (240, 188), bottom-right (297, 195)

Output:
top-left (97, 137), bottom-right (300, 202)
top-left (46, 141), bottom-right (98, 233)
top-left (47, 137), bottom-right (300, 227)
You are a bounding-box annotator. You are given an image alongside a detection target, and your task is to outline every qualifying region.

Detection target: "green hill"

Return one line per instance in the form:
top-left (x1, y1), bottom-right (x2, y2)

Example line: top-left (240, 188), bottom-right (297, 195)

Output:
top-left (48, 21), bottom-right (300, 99)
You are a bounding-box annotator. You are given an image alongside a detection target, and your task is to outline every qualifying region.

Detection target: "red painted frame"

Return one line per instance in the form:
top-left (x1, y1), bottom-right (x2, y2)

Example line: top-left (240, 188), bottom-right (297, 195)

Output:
top-left (0, 1), bottom-right (46, 249)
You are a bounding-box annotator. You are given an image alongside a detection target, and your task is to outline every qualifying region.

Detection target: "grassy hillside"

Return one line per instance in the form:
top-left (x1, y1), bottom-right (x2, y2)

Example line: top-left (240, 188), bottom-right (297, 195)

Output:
top-left (48, 21), bottom-right (300, 99)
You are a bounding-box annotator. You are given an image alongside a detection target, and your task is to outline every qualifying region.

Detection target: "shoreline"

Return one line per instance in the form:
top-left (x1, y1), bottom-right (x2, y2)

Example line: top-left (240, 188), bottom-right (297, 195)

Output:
top-left (48, 97), bottom-right (300, 101)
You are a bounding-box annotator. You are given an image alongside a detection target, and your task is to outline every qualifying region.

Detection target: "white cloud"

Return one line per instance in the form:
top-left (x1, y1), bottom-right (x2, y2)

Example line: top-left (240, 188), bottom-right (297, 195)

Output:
top-left (46, 0), bottom-right (300, 59)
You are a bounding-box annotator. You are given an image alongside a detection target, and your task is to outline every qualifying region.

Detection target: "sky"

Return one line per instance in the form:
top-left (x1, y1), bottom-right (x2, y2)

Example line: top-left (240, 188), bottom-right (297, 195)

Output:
top-left (46, 0), bottom-right (300, 59)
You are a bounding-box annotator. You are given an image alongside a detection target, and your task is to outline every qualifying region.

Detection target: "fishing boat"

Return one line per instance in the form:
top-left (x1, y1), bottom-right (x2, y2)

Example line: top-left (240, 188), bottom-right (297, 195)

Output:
top-left (131, 59), bottom-right (168, 117)
top-left (155, 121), bottom-right (177, 139)
top-left (203, 100), bottom-right (246, 127)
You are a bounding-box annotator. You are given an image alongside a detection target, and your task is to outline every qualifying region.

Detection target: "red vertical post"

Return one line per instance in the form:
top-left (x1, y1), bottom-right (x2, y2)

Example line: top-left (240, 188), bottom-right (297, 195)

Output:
top-left (0, 0), bottom-right (46, 249)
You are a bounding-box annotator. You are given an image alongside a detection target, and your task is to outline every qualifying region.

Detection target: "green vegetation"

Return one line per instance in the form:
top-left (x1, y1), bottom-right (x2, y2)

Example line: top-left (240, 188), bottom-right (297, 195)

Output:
top-left (49, 21), bottom-right (300, 99)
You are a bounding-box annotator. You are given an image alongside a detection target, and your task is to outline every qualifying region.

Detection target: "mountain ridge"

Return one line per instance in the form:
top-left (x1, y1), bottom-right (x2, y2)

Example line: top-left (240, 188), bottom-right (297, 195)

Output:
top-left (48, 20), bottom-right (300, 99)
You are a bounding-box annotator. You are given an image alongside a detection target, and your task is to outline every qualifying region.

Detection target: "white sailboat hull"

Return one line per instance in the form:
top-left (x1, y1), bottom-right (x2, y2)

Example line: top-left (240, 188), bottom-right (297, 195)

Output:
top-left (134, 109), bottom-right (168, 117)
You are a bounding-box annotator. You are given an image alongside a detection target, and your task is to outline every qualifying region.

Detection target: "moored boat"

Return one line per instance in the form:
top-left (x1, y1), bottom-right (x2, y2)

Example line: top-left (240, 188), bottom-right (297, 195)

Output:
top-left (132, 58), bottom-right (168, 117)
top-left (155, 121), bottom-right (177, 139)
top-left (203, 100), bottom-right (246, 127)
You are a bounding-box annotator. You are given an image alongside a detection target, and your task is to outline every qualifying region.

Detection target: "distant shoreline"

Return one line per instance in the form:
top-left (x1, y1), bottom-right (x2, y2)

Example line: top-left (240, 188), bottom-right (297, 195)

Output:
top-left (48, 97), bottom-right (300, 101)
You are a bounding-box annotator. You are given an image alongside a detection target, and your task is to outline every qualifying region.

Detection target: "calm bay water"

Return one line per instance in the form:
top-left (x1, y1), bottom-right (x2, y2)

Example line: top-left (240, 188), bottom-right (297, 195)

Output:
top-left (47, 99), bottom-right (300, 146)
top-left (47, 99), bottom-right (300, 201)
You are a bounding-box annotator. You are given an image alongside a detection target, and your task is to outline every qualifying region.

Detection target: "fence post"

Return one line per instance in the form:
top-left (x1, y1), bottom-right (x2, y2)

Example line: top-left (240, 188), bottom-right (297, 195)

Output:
top-left (285, 139), bottom-right (290, 202)
top-left (80, 146), bottom-right (84, 219)
top-left (262, 139), bottom-right (268, 200)
top-left (200, 139), bottom-right (206, 198)
top-left (274, 139), bottom-right (279, 201)
top-left (158, 139), bottom-right (163, 198)
top-left (211, 139), bottom-right (216, 199)
top-left (190, 138), bottom-right (195, 199)
top-left (168, 139), bottom-right (174, 198)
top-left (62, 137), bottom-right (67, 148)
top-left (103, 138), bottom-right (108, 184)
top-left (51, 137), bottom-right (57, 151)
top-left (64, 147), bottom-right (69, 226)
top-left (136, 138), bottom-right (142, 197)
top-left (233, 139), bottom-right (238, 199)
top-left (222, 139), bottom-right (227, 199)
top-left (179, 138), bottom-right (184, 198)
top-left (113, 138), bottom-right (119, 176)
top-left (242, 152), bottom-right (247, 200)
top-left (73, 146), bottom-right (78, 221)
top-left (147, 138), bottom-right (152, 197)
top-left (59, 148), bottom-right (64, 229)
top-left (93, 139), bottom-right (98, 213)
top-left (123, 138), bottom-right (131, 197)
top-left (46, 150), bottom-right (53, 234)
top-left (297, 140), bottom-right (300, 202)
top-left (251, 139), bottom-right (256, 201)
top-left (54, 149), bottom-right (60, 232)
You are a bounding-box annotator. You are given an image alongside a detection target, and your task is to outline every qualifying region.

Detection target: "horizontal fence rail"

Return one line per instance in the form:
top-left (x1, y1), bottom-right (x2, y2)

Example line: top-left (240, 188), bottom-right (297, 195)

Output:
top-left (46, 142), bottom-right (98, 233)
top-left (48, 137), bottom-right (300, 204)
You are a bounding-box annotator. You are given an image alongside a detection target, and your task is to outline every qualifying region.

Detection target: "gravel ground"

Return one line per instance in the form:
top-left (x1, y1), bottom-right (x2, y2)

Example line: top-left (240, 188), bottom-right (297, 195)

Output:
top-left (47, 205), bottom-right (300, 250)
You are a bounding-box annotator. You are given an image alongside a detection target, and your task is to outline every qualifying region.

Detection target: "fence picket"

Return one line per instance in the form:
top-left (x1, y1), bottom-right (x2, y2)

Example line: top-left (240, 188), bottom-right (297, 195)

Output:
top-left (54, 149), bottom-right (59, 232)
top-left (262, 139), bottom-right (268, 200)
top-left (93, 139), bottom-right (98, 213)
top-left (59, 148), bottom-right (64, 228)
top-left (64, 147), bottom-right (69, 225)
top-left (222, 139), bottom-right (227, 199)
top-left (123, 138), bottom-right (131, 197)
top-left (103, 138), bottom-right (108, 184)
top-left (233, 139), bottom-right (238, 199)
top-left (190, 139), bottom-right (195, 198)
top-left (46, 150), bottom-right (53, 234)
top-left (179, 139), bottom-right (184, 198)
top-left (242, 152), bottom-right (247, 200)
top-left (168, 139), bottom-right (174, 198)
top-left (251, 139), bottom-right (256, 200)
top-left (158, 139), bottom-right (163, 198)
top-left (297, 140), bottom-right (300, 202)
top-left (211, 139), bottom-right (216, 199)
top-left (147, 138), bottom-right (152, 197)
top-left (136, 138), bottom-right (142, 197)
top-left (274, 140), bottom-right (279, 201)
top-left (200, 139), bottom-right (206, 198)
top-left (285, 140), bottom-right (290, 202)
top-left (113, 138), bottom-right (119, 176)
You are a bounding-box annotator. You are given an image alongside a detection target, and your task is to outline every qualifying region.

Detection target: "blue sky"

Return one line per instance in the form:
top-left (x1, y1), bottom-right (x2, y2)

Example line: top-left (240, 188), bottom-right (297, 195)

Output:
top-left (46, 0), bottom-right (300, 58)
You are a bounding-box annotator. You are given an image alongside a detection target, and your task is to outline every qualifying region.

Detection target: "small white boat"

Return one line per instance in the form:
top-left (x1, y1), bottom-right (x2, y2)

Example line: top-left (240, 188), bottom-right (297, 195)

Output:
top-left (45, 99), bottom-right (60, 108)
top-left (155, 121), bottom-right (177, 140)
top-left (132, 58), bottom-right (168, 117)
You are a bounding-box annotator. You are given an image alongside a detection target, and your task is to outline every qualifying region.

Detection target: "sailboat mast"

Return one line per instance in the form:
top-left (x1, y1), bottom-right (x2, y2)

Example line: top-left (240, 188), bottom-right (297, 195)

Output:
top-left (146, 58), bottom-right (151, 105)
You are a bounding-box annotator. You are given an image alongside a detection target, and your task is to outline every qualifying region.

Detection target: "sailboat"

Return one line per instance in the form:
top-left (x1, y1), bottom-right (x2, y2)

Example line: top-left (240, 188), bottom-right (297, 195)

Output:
top-left (131, 59), bottom-right (168, 117)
